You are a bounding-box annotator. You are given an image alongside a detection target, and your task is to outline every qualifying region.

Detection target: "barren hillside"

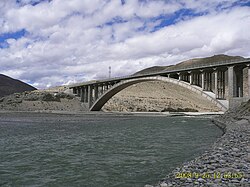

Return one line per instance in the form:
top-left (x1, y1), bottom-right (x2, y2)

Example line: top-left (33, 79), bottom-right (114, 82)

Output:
top-left (103, 81), bottom-right (220, 112)
top-left (0, 74), bottom-right (36, 97)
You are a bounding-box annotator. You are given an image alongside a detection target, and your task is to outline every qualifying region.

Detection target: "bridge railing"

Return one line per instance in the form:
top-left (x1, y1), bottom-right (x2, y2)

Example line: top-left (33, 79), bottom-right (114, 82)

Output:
top-left (164, 59), bottom-right (249, 72)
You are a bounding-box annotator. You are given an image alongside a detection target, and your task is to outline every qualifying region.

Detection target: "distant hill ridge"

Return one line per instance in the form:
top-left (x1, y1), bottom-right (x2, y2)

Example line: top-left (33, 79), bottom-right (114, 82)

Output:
top-left (134, 54), bottom-right (246, 76)
top-left (0, 74), bottom-right (36, 97)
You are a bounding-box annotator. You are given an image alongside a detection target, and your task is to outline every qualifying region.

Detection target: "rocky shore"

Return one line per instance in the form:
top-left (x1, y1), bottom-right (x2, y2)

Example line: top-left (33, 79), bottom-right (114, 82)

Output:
top-left (145, 101), bottom-right (250, 187)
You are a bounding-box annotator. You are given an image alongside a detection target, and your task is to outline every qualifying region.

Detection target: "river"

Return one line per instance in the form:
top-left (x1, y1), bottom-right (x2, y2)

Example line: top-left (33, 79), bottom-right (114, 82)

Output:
top-left (0, 112), bottom-right (222, 187)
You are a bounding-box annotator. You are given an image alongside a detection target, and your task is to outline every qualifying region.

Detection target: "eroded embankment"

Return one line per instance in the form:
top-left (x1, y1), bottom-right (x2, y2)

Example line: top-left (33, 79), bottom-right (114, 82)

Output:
top-left (145, 103), bottom-right (250, 187)
top-left (0, 91), bottom-right (88, 112)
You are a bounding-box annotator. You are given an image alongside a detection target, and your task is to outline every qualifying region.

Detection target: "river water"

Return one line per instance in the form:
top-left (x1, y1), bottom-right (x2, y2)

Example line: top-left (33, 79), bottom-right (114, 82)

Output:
top-left (0, 112), bottom-right (222, 187)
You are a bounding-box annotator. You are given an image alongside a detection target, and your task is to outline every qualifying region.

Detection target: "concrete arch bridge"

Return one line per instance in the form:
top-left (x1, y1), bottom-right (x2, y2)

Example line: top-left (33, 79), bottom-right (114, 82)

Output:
top-left (70, 59), bottom-right (250, 111)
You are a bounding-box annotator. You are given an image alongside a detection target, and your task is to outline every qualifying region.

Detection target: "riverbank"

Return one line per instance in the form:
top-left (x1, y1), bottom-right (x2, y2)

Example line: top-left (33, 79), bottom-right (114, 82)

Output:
top-left (146, 103), bottom-right (250, 187)
top-left (0, 91), bottom-right (88, 112)
top-left (0, 110), bottom-right (224, 117)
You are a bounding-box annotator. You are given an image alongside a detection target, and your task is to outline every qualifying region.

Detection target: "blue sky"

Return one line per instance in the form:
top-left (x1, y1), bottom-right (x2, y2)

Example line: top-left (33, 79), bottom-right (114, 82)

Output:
top-left (0, 0), bottom-right (250, 88)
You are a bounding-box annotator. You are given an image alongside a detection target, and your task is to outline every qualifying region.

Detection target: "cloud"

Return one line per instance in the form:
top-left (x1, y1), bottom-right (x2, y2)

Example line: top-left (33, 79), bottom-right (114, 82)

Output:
top-left (0, 0), bottom-right (249, 88)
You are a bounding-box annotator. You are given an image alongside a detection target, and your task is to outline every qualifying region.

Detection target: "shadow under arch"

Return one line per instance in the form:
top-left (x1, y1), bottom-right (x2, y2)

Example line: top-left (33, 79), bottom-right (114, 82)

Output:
top-left (90, 76), bottom-right (228, 111)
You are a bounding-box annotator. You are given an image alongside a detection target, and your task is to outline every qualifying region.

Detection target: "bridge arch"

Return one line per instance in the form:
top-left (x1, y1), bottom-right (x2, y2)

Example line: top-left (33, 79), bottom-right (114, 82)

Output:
top-left (90, 76), bottom-right (228, 111)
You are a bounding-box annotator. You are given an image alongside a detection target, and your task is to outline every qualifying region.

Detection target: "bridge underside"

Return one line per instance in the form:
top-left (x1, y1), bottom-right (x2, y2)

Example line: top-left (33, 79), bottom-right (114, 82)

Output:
top-left (71, 63), bottom-right (250, 111)
top-left (89, 76), bottom-right (228, 111)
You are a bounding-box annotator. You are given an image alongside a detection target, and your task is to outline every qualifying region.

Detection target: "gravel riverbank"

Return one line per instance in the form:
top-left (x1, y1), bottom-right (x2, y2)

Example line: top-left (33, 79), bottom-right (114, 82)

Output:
top-left (145, 102), bottom-right (250, 187)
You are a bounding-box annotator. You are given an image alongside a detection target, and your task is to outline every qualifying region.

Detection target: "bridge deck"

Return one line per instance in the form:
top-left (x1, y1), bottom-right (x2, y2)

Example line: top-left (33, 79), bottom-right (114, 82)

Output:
top-left (70, 59), bottom-right (250, 87)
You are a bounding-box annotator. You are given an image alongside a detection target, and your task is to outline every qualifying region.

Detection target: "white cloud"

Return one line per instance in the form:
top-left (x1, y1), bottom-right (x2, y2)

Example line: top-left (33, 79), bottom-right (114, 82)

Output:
top-left (0, 0), bottom-right (249, 88)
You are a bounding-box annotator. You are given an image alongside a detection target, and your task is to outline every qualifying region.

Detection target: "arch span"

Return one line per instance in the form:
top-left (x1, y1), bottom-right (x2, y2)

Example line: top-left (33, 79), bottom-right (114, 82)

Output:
top-left (90, 76), bottom-right (228, 111)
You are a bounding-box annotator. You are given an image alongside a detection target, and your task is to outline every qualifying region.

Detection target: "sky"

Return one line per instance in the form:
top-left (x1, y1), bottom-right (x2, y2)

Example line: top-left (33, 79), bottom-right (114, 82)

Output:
top-left (0, 0), bottom-right (250, 89)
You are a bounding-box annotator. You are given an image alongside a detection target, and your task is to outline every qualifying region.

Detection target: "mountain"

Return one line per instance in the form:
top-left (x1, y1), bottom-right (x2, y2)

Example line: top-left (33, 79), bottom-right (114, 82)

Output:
top-left (134, 65), bottom-right (173, 75)
top-left (0, 74), bottom-right (37, 97)
top-left (134, 54), bottom-right (246, 75)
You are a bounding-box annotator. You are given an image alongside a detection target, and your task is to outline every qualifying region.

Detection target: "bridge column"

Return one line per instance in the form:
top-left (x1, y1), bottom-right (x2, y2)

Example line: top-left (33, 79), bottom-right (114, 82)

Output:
top-left (84, 86), bottom-right (88, 103)
top-left (248, 65), bottom-right (250, 97)
top-left (217, 70), bottom-right (225, 99)
top-left (100, 84), bottom-right (104, 95)
top-left (72, 87), bottom-right (77, 95)
top-left (214, 69), bottom-right (218, 98)
top-left (94, 85), bottom-right (98, 101)
top-left (204, 72), bottom-right (207, 90)
top-left (208, 72), bottom-right (212, 91)
top-left (183, 74), bottom-right (190, 82)
top-left (189, 71), bottom-right (193, 85)
top-left (235, 67), bottom-right (243, 97)
top-left (88, 85), bottom-right (93, 108)
top-left (228, 66), bottom-right (236, 98)
top-left (177, 73), bottom-right (181, 81)
top-left (194, 72), bottom-right (199, 86)
top-left (193, 73), bottom-right (197, 85)
top-left (80, 87), bottom-right (85, 102)
top-left (204, 72), bottom-right (212, 91)
top-left (77, 87), bottom-right (81, 97)
top-left (201, 71), bottom-right (205, 90)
